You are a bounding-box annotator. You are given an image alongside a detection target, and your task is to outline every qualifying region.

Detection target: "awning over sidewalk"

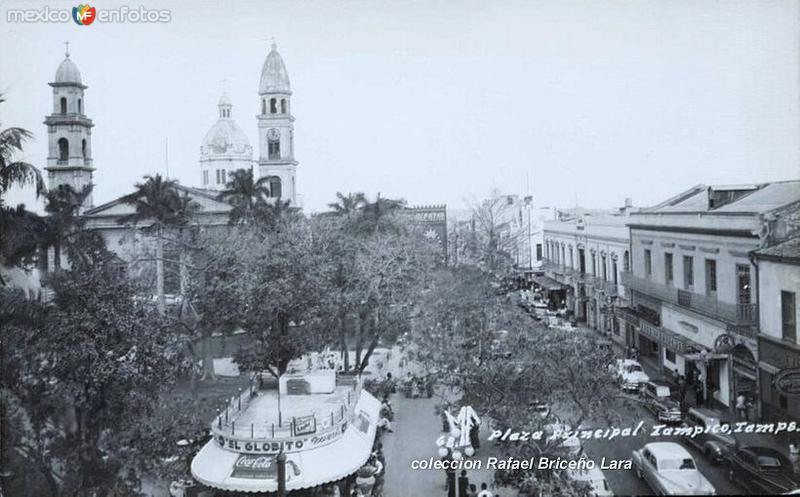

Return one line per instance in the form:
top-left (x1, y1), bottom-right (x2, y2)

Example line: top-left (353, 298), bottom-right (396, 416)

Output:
top-left (191, 390), bottom-right (381, 493)
top-left (531, 275), bottom-right (567, 291)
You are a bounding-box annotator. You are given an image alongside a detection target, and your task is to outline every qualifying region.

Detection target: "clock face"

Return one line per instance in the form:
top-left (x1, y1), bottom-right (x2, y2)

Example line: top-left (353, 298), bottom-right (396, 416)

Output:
top-left (267, 128), bottom-right (280, 141)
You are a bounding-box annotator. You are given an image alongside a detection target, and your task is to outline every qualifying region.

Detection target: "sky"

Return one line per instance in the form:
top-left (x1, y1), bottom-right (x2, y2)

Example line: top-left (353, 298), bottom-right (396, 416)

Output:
top-left (1, 0), bottom-right (798, 214)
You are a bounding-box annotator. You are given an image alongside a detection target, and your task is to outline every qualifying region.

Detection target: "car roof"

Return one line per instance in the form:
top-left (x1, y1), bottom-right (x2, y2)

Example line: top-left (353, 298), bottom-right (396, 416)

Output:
top-left (645, 442), bottom-right (691, 459)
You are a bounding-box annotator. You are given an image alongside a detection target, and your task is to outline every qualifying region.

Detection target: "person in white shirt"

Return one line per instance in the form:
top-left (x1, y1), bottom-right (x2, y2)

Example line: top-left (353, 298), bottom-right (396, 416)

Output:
top-left (477, 482), bottom-right (493, 497)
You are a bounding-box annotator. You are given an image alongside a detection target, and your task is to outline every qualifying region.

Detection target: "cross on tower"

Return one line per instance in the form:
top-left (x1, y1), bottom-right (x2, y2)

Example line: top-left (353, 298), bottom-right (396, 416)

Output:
top-left (64, 40), bottom-right (70, 57)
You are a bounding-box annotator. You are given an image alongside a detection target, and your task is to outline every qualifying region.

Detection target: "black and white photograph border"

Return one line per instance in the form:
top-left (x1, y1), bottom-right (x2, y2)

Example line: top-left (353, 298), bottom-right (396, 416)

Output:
top-left (1, 1), bottom-right (799, 496)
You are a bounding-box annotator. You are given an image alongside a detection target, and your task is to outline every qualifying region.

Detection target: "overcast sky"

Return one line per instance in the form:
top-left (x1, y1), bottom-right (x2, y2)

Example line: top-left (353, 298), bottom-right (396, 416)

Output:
top-left (1, 0), bottom-right (798, 214)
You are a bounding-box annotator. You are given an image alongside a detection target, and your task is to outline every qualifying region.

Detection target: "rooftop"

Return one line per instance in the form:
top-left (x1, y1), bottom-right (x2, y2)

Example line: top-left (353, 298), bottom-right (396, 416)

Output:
top-left (639, 180), bottom-right (800, 215)
top-left (753, 235), bottom-right (800, 264)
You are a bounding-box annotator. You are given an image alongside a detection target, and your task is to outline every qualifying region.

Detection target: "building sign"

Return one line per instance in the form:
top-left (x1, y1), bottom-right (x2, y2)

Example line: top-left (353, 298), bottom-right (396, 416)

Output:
top-left (774, 368), bottom-right (800, 397)
top-left (230, 454), bottom-right (303, 481)
top-left (293, 415), bottom-right (317, 436)
top-left (215, 420), bottom-right (347, 454)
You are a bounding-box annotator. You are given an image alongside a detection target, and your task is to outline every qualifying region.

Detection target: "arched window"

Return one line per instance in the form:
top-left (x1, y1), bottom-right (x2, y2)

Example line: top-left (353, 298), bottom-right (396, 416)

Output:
top-left (270, 98), bottom-right (277, 114)
top-left (281, 99), bottom-right (287, 114)
top-left (261, 99), bottom-right (266, 115)
top-left (81, 139), bottom-right (87, 158)
top-left (269, 177), bottom-right (282, 198)
top-left (60, 97), bottom-right (67, 114)
top-left (57, 138), bottom-right (69, 161)
top-left (623, 251), bottom-right (630, 272)
top-left (77, 98), bottom-right (82, 114)
top-left (268, 138), bottom-right (280, 160)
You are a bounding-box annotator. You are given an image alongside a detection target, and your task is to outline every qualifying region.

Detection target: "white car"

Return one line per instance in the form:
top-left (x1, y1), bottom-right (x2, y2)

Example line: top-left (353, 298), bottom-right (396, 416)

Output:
top-left (613, 359), bottom-right (650, 392)
top-left (632, 442), bottom-right (715, 496)
top-left (567, 465), bottom-right (613, 497)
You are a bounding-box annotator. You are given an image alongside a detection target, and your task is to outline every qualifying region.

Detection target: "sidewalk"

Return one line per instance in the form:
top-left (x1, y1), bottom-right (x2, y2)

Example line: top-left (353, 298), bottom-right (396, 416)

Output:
top-left (596, 326), bottom-right (795, 454)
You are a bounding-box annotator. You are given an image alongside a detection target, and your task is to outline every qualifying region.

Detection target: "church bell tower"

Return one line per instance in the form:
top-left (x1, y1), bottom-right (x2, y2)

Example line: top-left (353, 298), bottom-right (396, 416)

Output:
top-left (256, 41), bottom-right (298, 205)
top-left (44, 43), bottom-right (95, 210)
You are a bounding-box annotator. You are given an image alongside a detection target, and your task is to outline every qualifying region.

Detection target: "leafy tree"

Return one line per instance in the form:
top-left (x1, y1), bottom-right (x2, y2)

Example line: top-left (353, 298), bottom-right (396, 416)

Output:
top-left (411, 267), bottom-right (620, 496)
top-left (468, 196), bottom-right (527, 271)
top-left (0, 237), bottom-right (188, 497)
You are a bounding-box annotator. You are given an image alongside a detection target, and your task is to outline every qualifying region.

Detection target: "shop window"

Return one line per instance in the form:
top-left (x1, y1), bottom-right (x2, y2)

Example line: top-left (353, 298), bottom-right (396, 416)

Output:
top-left (665, 349), bottom-right (676, 363)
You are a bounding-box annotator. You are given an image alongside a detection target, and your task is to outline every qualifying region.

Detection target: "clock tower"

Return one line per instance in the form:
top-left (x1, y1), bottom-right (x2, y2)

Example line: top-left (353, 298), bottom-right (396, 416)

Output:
top-left (256, 41), bottom-right (297, 205)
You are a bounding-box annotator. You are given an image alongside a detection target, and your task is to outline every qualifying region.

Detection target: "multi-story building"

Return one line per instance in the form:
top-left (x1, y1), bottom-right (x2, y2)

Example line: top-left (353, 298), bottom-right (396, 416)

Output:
top-left (753, 229), bottom-right (800, 422)
top-left (620, 182), bottom-right (800, 410)
top-left (542, 200), bottom-right (636, 346)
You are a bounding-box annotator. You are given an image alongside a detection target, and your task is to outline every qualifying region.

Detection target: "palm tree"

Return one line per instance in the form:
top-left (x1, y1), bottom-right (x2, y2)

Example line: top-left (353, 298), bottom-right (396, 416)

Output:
top-left (0, 94), bottom-right (45, 198)
top-left (118, 174), bottom-right (183, 314)
top-left (41, 184), bottom-right (92, 272)
top-left (357, 193), bottom-right (406, 234)
top-left (217, 168), bottom-right (271, 225)
top-left (327, 192), bottom-right (367, 219)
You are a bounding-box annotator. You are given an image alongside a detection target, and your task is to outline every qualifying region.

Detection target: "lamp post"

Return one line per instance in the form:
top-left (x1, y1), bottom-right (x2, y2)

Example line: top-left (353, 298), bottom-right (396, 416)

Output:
top-left (277, 449), bottom-right (287, 497)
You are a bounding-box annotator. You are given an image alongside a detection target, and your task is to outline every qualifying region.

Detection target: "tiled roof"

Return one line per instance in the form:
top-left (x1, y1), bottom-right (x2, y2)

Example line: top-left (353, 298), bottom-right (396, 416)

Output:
top-left (754, 236), bottom-right (800, 262)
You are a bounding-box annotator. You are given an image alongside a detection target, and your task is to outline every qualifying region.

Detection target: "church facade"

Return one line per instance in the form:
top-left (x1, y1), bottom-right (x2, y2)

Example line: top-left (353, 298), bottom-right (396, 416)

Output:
top-left (198, 42), bottom-right (299, 206)
top-left (37, 43), bottom-right (301, 278)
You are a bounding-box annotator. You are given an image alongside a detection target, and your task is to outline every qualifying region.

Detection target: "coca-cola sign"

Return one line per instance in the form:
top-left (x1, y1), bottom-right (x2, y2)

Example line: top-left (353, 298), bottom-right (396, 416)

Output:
top-left (230, 454), bottom-right (302, 480)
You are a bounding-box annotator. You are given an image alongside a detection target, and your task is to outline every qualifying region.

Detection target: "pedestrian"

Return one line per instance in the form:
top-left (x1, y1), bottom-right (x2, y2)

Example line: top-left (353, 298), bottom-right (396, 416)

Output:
top-left (789, 442), bottom-right (800, 475)
top-left (445, 459), bottom-right (456, 497)
top-left (476, 482), bottom-right (492, 497)
top-left (466, 483), bottom-right (478, 497)
top-left (735, 393), bottom-right (747, 420)
top-left (458, 470), bottom-right (469, 497)
top-left (470, 423), bottom-right (480, 450)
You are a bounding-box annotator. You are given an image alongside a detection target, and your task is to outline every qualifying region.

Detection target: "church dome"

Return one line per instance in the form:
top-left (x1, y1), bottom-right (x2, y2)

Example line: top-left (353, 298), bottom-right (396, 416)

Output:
top-left (55, 56), bottom-right (82, 84)
top-left (202, 119), bottom-right (252, 156)
top-left (259, 42), bottom-right (291, 94)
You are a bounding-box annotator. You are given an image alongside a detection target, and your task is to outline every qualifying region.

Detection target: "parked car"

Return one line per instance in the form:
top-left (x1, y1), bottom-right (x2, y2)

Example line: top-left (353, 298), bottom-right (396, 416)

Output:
top-left (726, 446), bottom-right (800, 494)
top-left (567, 465), bottom-right (613, 497)
top-left (632, 442), bottom-right (715, 496)
top-left (681, 408), bottom-right (737, 464)
top-left (641, 381), bottom-right (682, 423)
top-left (612, 359), bottom-right (650, 392)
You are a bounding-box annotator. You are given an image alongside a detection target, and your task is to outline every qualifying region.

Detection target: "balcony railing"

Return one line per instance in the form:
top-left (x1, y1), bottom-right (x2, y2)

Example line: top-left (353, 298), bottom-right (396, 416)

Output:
top-left (622, 272), bottom-right (757, 328)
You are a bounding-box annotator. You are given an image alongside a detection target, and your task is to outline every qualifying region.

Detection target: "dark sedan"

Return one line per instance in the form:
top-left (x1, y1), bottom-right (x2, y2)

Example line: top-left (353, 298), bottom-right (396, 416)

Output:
top-left (726, 446), bottom-right (800, 494)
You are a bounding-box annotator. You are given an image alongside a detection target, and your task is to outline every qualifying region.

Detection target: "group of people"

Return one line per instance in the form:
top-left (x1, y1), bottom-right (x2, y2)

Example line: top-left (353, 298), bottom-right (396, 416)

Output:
top-left (444, 469), bottom-right (501, 497)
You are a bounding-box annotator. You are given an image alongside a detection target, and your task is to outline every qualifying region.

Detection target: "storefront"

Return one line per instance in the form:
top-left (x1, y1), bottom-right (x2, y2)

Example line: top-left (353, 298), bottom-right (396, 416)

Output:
top-left (191, 372), bottom-right (381, 495)
top-left (530, 274), bottom-right (569, 311)
top-left (758, 335), bottom-right (800, 423)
